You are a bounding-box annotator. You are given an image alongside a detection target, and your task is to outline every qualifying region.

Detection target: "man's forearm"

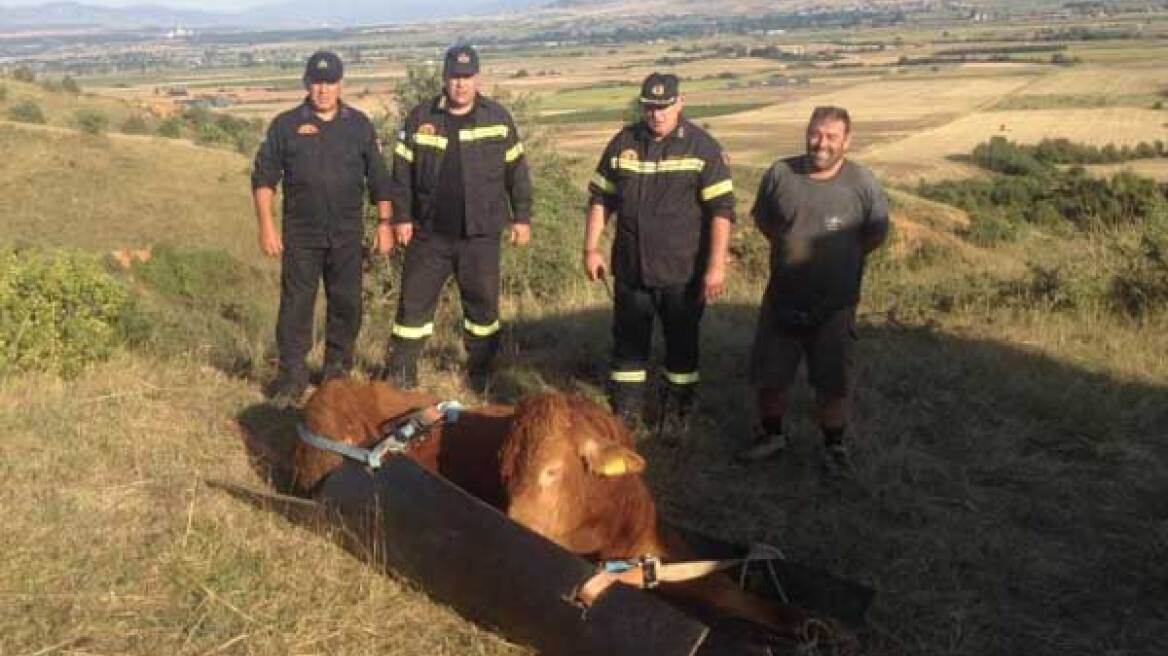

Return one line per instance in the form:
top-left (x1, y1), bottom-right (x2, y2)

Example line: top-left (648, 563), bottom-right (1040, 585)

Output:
top-left (706, 215), bottom-right (733, 272)
top-left (253, 187), bottom-right (276, 228)
top-left (583, 203), bottom-right (609, 252)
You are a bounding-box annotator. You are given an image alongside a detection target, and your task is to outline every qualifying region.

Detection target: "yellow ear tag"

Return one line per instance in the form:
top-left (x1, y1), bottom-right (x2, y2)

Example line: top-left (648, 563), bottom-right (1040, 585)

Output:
top-left (597, 455), bottom-right (629, 477)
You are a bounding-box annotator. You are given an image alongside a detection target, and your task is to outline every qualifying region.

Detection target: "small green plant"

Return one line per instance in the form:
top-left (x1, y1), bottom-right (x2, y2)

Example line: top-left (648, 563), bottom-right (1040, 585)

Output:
top-left (1108, 226), bottom-right (1168, 318)
top-left (0, 249), bottom-right (139, 378)
top-left (7, 99), bottom-right (45, 124)
top-left (11, 65), bottom-right (35, 83)
top-left (60, 75), bottom-right (81, 95)
top-left (157, 117), bottom-right (183, 138)
top-left (0, 84), bottom-right (7, 102)
top-left (74, 108), bottom-right (108, 135)
top-left (119, 114), bottom-right (152, 135)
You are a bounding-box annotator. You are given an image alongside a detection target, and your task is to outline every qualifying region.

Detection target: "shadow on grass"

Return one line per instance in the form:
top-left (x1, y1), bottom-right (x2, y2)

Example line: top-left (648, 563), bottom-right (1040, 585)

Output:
top-left (232, 300), bottom-right (1168, 656)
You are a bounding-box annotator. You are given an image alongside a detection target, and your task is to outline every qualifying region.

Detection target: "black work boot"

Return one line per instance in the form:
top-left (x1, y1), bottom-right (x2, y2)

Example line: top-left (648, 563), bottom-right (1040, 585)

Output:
top-left (464, 334), bottom-right (499, 395)
top-left (608, 381), bottom-right (646, 435)
top-left (657, 383), bottom-right (696, 446)
top-left (380, 340), bottom-right (422, 390)
top-left (320, 359), bottom-right (350, 383)
top-left (268, 368), bottom-right (308, 409)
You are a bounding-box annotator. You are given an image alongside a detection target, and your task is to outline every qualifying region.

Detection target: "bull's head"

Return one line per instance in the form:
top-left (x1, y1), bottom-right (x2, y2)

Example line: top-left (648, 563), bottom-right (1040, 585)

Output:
top-left (501, 393), bottom-right (650, 556)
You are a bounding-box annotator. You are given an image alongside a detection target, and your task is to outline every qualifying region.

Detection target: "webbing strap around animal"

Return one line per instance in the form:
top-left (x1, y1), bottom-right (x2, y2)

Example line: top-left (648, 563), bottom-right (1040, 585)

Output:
top-left (575, 542), bottom-right (788, 606)
top-left (296, 400), bottom-right (463, 470)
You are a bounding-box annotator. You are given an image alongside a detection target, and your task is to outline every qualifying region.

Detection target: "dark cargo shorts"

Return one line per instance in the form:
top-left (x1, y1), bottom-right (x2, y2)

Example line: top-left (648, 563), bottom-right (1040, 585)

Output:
top-left (749, 303), bottom-right (856, 399)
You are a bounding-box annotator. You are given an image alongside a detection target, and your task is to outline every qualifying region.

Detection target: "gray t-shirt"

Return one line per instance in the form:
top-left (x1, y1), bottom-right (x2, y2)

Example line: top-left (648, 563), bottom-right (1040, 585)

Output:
top-left (751, 155), bottom-right (889, 313)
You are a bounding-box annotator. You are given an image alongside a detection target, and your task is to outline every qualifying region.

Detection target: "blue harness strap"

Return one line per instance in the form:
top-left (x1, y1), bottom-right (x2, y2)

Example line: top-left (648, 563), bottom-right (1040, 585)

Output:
top-left (297, 400), bottom-right (463, 470)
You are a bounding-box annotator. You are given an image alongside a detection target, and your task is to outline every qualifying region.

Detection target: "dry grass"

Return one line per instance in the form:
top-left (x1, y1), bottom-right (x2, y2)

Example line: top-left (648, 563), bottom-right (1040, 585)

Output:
top-left (0, 356), bottom-right (530, 656)
top-left (0, 123), bottom-right (262, 263)
top-left (861, 107), bottom-right (1168, 182)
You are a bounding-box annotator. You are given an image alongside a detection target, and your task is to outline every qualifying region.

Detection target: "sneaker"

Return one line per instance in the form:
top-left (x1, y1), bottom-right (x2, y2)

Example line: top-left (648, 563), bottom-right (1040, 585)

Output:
top-left (821, 442), bottom-right (855, 479)
top-left (735, 428), bottom-right (787, 463)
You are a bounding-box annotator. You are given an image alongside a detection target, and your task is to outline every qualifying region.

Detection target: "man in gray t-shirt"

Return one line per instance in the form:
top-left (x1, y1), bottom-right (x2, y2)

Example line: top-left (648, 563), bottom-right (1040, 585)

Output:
top-left (737, 106), bottom-right (889, 477)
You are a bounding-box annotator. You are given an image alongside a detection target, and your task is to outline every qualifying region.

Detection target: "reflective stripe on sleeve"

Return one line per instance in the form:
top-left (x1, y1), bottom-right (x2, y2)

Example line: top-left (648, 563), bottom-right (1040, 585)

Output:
top-left (591, 172), bottom-right (616, 194)
top-left (414, 133), bottom-right (449, 150)
top-left (394, 141), bottom-right (415, 162)
top-left (505, 142), bottom-right (525, 163)
top-left (463, 318), bottom-right (501, 337)
top-left (610, 369), bottom-right (648, 383)
top-left (700, 179), bottom-right (734, 201)
top-left (663, 370), bottom-right (701, 385)
top-left (609, 157), bottom-right (705, 174)
top-left (459, 125), bottom-right (510, 141)
top-left (392, 322), bottom-right (435, 340)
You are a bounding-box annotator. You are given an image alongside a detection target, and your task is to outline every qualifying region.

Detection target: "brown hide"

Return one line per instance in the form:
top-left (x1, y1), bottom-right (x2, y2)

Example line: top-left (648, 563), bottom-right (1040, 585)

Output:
top-left (294, 379), bottom-right (512, 507)
top-left (499, 393), bottom-right (853, 650)
top-left (294, 382), bottom-right (851, 651)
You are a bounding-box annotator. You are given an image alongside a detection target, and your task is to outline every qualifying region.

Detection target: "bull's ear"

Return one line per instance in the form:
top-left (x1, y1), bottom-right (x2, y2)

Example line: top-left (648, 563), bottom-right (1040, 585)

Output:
top-left (582, 442), bottom-right (645, 478)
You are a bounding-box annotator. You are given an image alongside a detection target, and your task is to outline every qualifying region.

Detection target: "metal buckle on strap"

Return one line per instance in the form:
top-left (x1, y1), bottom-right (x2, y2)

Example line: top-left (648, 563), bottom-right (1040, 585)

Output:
top-left (298, 400), bottom-right (463, 470)
top-left (638, 554), bottom-right (660, 589)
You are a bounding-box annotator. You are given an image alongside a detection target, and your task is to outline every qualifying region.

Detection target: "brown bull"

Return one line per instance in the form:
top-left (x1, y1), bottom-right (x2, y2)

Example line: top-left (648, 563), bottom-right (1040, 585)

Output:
top-left (500, 393), bottom-right (855, 652)
top-left (292, 380), bottom-right (853, 651)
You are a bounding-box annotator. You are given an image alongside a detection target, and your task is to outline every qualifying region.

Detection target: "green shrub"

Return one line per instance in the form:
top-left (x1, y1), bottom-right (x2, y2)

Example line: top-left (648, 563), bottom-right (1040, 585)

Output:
top-left (0, 249), bottom-right (139, 378)
top-left (1108, 226), bottom-right (1168, 317)
top-left (60, 75), bottom-right (80, 95)
top-left (119, 114), bottom-right (152, 135)
top-left (74, 108), bottom-right (108, 135)
top-left (7, 100), bottom-right (45, 124)
top-left (11, 66), bottom-right (35, 83)
top-left (0, 84), bottom-right (7, 102)
top-left (157, 117), bottom-right (183, 138)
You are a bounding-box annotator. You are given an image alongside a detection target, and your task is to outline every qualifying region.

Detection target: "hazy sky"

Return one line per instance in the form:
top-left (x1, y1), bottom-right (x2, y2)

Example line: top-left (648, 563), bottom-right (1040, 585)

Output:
top-left (0, 0), bottom-right (284, 9)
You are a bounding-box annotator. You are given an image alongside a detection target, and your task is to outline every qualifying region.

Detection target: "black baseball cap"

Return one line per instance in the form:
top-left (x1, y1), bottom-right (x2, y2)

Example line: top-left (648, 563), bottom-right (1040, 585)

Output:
top-left (304, 50), bottom-right (343, 83)
top-left (639, 72), bottom-right (679, 107)
top-left (444, 45), bottom-right (480, 77)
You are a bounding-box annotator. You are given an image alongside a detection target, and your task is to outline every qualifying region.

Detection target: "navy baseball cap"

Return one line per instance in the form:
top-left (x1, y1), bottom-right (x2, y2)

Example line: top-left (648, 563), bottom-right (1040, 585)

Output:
top-left (304, 50), bottom-right (343, 83)
top-left (639, 72), bottom-right (679, 107)
top-left (444, 45), bottom-right (480, 77)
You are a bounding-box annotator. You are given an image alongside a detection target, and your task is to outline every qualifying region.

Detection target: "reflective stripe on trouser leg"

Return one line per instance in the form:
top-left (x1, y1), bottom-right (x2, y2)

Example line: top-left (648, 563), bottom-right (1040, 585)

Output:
top-left (455, 235), bottom-right (503, 374)
top-left (391, 232), bottom-right (455, 347)
top-left (656, 282), bottom-right (705, 381)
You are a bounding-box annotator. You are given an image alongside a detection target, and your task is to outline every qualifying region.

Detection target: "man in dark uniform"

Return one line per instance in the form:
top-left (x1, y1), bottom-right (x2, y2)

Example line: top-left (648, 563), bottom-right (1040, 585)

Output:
top-left (584, 72), bottom-right (735, 440)
top-left (383, 44), bottom-right (533, 392)
top-left (252, 50), bottom-right (393, 408)
top-left (737, 106), bottom-right (889, 477)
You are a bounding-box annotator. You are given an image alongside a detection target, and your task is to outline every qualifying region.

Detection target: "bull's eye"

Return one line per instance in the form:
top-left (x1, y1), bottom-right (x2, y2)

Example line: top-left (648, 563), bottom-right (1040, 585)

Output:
top-left (538, 462), bottom-right (563, 488)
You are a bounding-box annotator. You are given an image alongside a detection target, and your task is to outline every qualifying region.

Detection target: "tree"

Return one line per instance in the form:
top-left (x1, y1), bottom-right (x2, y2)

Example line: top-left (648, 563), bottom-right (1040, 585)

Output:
top-left (61, 75), bottom-right (81, 95)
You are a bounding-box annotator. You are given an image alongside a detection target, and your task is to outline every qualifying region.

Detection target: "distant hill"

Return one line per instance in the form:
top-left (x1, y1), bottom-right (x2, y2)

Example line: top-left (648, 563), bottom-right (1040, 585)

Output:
top-left (0, 0), bottom-right (552, 30)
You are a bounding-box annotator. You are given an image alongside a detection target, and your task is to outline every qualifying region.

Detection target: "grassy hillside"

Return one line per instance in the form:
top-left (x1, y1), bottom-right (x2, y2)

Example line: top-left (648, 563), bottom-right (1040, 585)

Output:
top-left (2, 81), bottom-right (1167, 656)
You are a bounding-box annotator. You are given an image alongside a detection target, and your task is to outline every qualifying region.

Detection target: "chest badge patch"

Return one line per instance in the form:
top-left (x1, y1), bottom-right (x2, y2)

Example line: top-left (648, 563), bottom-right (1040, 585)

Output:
top-left (419, 123), bottom-right (437, 135)
top-left (825, 216), bottom-right (845, 232)
top-left (296, 123), bottom-right (320, 135)
top-left (619, 148), bottom-right (639, 161)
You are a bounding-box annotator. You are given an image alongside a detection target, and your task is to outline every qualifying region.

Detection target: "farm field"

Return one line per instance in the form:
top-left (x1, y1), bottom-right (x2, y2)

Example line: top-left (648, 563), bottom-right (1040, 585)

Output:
top-left (4, 5), bottom-right (1168, 656)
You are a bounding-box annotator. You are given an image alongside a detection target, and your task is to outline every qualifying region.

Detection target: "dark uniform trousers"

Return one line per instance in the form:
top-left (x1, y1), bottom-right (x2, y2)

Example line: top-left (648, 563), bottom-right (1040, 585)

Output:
top-left (277, 240), bottom-right (363, 379)
top-left (612, 278), bottom-right (703, 381)
top-left (389, 231), bottom-right (501, 372)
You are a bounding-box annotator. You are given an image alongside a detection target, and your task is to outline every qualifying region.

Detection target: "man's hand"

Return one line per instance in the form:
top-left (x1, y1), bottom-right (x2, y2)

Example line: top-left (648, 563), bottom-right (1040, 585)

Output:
top-left (394, 222), bottom-right (414, 247)
top-left (701, 265), bottom-right (726, 302)
top-left (583, 248), bottom-right (607, 281)
top-left (258, 224), bottom-right (283, 257)
top-left (373, 222), bottom-right (395, 255)
top-left (510, 222), bottom-right (531, 246)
